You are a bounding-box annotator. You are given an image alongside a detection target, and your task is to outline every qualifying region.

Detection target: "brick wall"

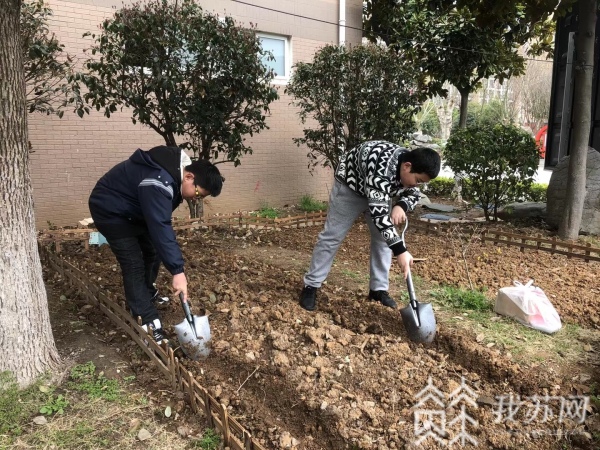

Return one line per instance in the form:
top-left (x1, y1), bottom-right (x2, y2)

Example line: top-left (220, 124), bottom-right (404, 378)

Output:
top-left (29, 0), bottom-right (361, 227)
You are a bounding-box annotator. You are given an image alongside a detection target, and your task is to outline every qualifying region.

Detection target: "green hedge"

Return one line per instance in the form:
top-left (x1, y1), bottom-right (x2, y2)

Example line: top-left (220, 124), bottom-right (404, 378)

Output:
top-left (424, 178), bottom-right (547, 203)
top-left (424, 177), bottom-right (455, 197)
top-left (525, 183), bottom-right (548, 202)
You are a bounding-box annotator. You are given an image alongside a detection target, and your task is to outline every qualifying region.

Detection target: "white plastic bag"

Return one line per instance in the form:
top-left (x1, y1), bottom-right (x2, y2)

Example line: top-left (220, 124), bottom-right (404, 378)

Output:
top-left (494, 280), bottom-right (562, 334)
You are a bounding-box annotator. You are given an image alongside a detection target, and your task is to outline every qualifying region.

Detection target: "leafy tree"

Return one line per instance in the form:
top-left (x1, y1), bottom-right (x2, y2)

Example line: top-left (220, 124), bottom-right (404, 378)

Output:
top-left (285, 43), bottom-right (425, 171)
top-left (21, 0), bottom-right (80, 118)
top-left (414, 100), bottom-right (441, 137)
top-left (444, 124), bottom-right (539, 220)
top-left (73, 0), bottom-right (278, 165)
top-left (510, 59), bottom-right (552, 133)
top-left (363, 0), bottom-right (559, 129)
top-left (451, 99), bottom-right (508, 130)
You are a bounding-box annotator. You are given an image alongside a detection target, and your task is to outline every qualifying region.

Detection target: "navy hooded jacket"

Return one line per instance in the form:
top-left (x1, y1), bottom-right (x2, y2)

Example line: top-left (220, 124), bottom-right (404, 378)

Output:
top-left (89, 147), bottom-right (186, 275)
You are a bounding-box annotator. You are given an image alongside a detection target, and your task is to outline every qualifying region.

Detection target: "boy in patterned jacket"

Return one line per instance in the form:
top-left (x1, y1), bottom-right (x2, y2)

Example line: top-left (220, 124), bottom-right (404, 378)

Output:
top-left (300, 140), bottom-right (441, 311)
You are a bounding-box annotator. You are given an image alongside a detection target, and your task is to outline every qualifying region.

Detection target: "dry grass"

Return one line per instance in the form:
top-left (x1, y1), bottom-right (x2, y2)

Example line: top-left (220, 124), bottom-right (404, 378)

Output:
top-left (0, 365), bottom-right (209, 450)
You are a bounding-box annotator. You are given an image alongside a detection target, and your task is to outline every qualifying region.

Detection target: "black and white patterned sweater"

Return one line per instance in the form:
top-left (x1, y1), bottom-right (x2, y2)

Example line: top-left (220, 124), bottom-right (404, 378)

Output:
top-left (335, 140), bottom-right (421, 255)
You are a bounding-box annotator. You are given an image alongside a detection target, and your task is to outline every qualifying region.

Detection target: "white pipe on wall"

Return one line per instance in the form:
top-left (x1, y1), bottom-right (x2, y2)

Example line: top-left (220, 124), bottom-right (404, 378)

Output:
top-left (339, 0), bottom-right (346, 45)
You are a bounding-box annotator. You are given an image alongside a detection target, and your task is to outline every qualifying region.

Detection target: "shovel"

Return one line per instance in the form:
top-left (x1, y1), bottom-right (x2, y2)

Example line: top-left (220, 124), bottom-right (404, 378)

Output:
top-left (174, 292), bottom-right (211, 360)
top-left (398, 219), bottom-right (437, 343)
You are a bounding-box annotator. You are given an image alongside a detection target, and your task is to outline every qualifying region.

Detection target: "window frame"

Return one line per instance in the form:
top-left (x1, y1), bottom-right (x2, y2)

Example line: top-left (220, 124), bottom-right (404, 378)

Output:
top-left (257, 32), bottom-right (291, 84)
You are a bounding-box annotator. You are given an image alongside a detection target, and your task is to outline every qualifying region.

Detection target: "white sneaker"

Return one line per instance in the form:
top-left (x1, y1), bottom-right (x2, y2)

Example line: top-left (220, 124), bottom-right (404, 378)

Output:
top-left (151, 289), bottom-right (170, 306)
top-left (142, 318), bottom-right (168, 343)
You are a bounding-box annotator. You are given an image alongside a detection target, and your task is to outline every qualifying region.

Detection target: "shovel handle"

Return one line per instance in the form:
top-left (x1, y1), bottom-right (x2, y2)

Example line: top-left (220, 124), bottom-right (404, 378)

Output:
top-left (400, 218), bottom-right (418, 306)
top-left (179, 292), bottom-right (194, 323)
top-left (406, 269), bottom-right (418, 304)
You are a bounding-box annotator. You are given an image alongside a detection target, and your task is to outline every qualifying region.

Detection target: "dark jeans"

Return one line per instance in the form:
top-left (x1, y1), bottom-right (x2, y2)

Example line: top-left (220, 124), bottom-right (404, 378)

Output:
top-left (102, 231), bottom-right (162, 324)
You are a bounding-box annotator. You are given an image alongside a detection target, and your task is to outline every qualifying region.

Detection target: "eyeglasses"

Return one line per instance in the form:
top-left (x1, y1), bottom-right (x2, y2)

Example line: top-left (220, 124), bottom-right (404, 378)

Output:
top-left (194, 188), bottom-right (208, 199)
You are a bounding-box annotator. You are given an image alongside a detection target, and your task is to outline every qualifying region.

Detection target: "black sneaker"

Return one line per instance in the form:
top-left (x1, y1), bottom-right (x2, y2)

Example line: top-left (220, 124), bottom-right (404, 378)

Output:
top-left (151, 289), bottom-right (170, 306)
top-left (299, 285), bottom-right (318, 311)
top-left (369, 290), bottom-right (397, 309)
top-left (144, 319), bottom-right (169, 343)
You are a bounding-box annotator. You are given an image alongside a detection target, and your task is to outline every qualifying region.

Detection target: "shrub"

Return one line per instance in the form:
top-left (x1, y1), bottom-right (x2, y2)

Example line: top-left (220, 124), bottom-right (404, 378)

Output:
top-left (286, 43), bottom-right (425, 172)
top-left (76, 0), bottom-right (277, 165)
top-left (421, 108), bottom-right (441, 138)
top-left (445, 124), bottom-right (539, 220)
top-left (254, 203), bottom-right (279, 219)
top-left (299, 194), bottom-right (327, 212)
top-left (525, 182), bottom-right (548, 202)
top-left (451, 99), bottom-right (508, 131)
top-left (423, 177), bottom-right (455, 197)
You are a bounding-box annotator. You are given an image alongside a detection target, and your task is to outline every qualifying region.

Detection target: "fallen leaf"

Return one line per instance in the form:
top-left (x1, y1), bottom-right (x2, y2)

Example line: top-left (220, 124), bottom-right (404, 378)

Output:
top-left (137, 428), bottom-right (151, 441)
top-left (128, 418), bottom-right (141, 433)
top-left (33, 416), bottom-right (47, 425)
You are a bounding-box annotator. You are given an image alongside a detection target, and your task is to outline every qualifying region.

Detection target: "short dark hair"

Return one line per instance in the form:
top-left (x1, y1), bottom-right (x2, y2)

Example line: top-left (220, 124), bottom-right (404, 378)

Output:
top-left (403, 147), bottom-right (441, 179)
top-left (186, 159), bottom-right (223, 196)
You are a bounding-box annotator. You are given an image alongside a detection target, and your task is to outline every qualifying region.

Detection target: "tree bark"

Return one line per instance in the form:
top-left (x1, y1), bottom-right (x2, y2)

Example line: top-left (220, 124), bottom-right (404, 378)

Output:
top-left (450, 87), bottom-right (471, 203)
top-left (434, 85), bottom-right (458, 141)
top-left (558, 0), bottom-right (596, 240)
top-left (0, 0), bottom-right (60, 386)
top-left (458, 87), bottom-right (470, 129)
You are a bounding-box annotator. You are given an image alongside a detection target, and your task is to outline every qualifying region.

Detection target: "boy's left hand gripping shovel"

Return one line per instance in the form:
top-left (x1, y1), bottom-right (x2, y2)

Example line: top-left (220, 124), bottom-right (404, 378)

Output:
top-left (174, 292), bottom-right (211, 360)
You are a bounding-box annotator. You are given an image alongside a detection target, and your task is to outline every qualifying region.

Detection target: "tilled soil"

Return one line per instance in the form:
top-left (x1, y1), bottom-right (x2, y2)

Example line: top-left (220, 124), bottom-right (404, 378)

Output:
top-left (55, 221), bottom-right (600, 449)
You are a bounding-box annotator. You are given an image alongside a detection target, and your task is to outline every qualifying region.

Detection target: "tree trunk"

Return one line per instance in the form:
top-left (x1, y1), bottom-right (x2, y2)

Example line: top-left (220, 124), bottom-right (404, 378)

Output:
top-left (434, 85), bottom-right (457, 141)
top-left (458, 87), bottom-right (469, 129)
top-left (558, 0), bottom-right (596, 240)
top-left (185, 198), bottom-right (203, 219)
top-left (450, 87), bottom-right (471, 203)
top-left (0, 0), bottom-right (60, 387)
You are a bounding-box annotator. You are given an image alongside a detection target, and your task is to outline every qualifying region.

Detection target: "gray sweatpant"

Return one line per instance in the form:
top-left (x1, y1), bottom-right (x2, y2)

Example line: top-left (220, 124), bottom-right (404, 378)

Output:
top-left (304, 179), bottom-right (392, 291)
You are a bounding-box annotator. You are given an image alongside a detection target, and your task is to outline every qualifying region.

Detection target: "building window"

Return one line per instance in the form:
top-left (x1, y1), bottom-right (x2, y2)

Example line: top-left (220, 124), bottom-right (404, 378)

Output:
top-left (257, 33), bottom-right (291, 83)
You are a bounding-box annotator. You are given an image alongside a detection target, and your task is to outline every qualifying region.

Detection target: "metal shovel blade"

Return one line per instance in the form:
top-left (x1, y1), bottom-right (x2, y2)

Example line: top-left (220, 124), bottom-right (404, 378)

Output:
top-left (400, 269), bottom-right (436, 343)
top-left (174, 293), bottom-right (211, 360)
top-left (400, 301), bottom-right (436, 343)
top-left (174, 315), bottom-right (211, 360)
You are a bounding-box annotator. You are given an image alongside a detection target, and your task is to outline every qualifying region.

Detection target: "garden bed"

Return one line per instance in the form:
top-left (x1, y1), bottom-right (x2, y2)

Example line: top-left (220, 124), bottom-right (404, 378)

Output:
top-left (53, 219), bottom-right (600, 449)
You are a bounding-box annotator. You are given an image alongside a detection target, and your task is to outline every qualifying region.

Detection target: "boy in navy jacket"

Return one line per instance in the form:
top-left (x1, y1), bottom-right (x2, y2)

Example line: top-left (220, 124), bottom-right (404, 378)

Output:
top-left (89, 146), bottom-right (223, 342)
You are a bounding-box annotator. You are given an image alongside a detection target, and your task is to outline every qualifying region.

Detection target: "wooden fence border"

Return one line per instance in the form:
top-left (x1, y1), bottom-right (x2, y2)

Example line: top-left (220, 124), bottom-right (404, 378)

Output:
top-left (39, 245), bottom-right (267, 450)
top-left (407, 220), bottom-right (600, 263)
top-left (39, 212), bottom-right (600, 263)
top-left (479, 229), bottom-right (600, 262)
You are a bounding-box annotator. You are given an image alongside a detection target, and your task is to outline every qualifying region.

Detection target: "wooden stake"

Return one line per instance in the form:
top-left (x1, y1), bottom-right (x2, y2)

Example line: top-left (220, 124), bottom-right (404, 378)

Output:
top-left (220, 403), bottom-right (230, 444)
top-left (244, 430), bottom-right (252, 450)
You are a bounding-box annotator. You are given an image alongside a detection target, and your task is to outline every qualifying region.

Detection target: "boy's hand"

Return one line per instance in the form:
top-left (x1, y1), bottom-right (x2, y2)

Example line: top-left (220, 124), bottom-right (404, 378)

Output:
top-left (173, 272), bottom-right (188, 300)
top-left (391, 205), bottom-right (407, 226)
top-left (396, 251), bottom-right (413, 279)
